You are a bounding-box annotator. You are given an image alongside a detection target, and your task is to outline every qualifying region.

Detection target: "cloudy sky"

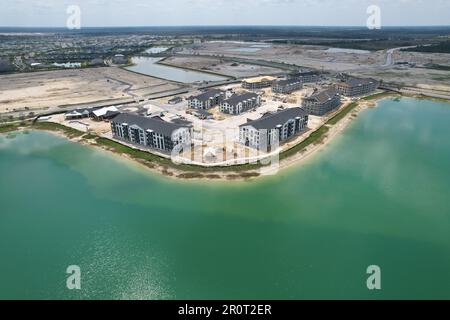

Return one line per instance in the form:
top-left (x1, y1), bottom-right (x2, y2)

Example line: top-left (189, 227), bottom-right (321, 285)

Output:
top-left (0, 0), bottom-right (449, 27)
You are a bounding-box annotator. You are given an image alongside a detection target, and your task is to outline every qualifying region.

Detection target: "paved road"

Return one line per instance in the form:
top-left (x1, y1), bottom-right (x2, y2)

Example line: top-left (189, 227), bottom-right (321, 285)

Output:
top-left (382, 46), bottom-right (418, 67)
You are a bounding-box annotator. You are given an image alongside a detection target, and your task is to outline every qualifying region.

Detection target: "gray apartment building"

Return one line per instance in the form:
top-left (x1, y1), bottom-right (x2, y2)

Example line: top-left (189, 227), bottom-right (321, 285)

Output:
top-left (302, 87), bottom-right (342, 116)
top-left (111, 113), bottom-right (192, 153)
top-left (272, 79), bottom-right (303, 94)
top-left (220, 92), bottom-right (261, 115)
top-left (239, 107), bottom-right (309, 150)
top-left (287, 70), bottom-right (321, 83)
top-left (187, 89), bottom-right (225, 110)
top-left (336, 76), bottom-right (379, 97)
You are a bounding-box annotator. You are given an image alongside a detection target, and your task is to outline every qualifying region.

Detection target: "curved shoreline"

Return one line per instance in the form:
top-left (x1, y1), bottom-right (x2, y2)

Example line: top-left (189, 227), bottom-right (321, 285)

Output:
top-left (0, 92), bottom-right (405, 182)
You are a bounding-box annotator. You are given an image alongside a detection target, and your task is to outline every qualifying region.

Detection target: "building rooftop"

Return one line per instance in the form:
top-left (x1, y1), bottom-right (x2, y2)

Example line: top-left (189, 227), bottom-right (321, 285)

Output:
top-left (188, 89), bottom-right (224, 102)
top-left (93, 106), bottom-right (119, 117)
top-left (290, 70), bottom-right (320, 76)
top-left (223, 92), bottom-right (259, 106)
top-left (273, 79), bottom-right (302, 86)
top-left (65, 107), bottom-right (97, 115)
top-left (112, 113), bottom-right (191, 137)
top-left (338, 77), bottom-right (378, 88)
top-left (304, 87), bottom-right (339, 104)
top-left (240, 107), bottom-right (307, 130)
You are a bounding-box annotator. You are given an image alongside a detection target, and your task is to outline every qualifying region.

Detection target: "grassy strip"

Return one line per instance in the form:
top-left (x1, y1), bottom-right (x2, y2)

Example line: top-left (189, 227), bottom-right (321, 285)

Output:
top-left (326, 102), bottom-right (359, 125)
top-left (326, 92), bottom-right (397, 126)
top-left (95, 137), bottom-right (261, 173)
top-left (31, 122), bottom-right (85, 138)
top-left (0, 123), bottom-right (22, 134)
top-left (280, 126), bottom-right (330, 161)
top-left (362, 91), bottom-right (398, 101)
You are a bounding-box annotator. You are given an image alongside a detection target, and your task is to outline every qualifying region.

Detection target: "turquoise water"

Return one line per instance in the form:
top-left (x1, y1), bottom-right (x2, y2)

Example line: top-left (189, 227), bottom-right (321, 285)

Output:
top-left (0, 97), bottom-right (449, 299)
top-left (126, 57), bottom-right (228, 83)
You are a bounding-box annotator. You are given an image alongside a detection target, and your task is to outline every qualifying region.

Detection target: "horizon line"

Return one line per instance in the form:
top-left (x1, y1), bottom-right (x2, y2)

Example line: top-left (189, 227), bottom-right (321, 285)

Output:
top-left (1, 24), bottom-right (450, 29)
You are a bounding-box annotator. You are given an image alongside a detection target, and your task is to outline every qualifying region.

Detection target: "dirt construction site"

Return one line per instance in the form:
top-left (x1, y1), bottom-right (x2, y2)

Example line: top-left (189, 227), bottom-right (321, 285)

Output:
top-left (179, 41), bottom-right (450, 94)
top-left (45, 77), bottom-right (354, 166)
top-left (0, 67), bottom-right (184, 116)
top-left (160, 56), bottom-right (285, 78)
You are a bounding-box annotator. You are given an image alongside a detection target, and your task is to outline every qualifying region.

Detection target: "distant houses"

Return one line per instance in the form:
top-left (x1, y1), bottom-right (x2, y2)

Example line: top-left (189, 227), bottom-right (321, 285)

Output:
top-left (187, 89), bottom-right (225, 110)
top-left (239, 107), bottom-right (309, 150)
top-left (288, 70), bottom-right (321, 83)
top-left (220, 92), bottom-right (261, 115)
top-left (272, 79), bottom-right (303, 94)
top-left (242, 76), bottom-right (277, 90)
top-left (302, 87), bottom-right (342, 116)
top-left (336, 76), bottom-right (379, 97)
top-left (111, 113), bottom-right (192, 153)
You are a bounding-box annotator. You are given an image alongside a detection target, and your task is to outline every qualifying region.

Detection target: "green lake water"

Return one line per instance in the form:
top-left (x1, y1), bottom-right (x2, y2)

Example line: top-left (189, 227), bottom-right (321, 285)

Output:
top-left (0, 97), bottom-right (449, 299)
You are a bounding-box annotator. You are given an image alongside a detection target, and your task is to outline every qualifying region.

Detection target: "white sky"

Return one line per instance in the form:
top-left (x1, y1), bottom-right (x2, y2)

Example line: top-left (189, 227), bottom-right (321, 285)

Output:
top-left (0, 0), bottom-right (449, 27)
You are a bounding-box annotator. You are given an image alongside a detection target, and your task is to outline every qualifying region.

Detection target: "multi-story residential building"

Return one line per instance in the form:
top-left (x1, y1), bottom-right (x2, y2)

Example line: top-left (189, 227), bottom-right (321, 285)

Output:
top-left (287, 70), bottom-right (321, 83)
top-left (272, 79), bottom-right (303, 94)
top-left (220, 92), bottom-right (261, 115)
top-left (187, 89), bottom-right (225, 110)
top-left (302, 87), bottom-right (342, 116)
top-left (111, 113), bottom-right (192, 153)
top-left (336, 76), bottom-right (379, 97)
top-left (239, 107), bottom-right (309, 150)
top-left (242, 76), bottom-right (277, 90)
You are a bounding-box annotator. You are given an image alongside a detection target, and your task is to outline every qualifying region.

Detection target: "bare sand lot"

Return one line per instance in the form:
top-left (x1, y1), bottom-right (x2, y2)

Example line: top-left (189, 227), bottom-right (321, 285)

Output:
top-left (161, 56), bottom-right (284, 78)
top-left (180, 42), bottom-right (386, 72)
top-left (0, 67), bottom-right (183, 114)
top-left (393, 50), bottom-right (450, 66)
top-left (181, 41), bottom-right (450, 94)
top-left (354, 67), bottom-right (450, 90)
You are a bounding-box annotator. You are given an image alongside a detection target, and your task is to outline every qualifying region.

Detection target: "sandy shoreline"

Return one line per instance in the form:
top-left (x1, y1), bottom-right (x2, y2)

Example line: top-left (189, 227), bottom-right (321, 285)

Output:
top-left (1, 93), bottom-right (396, 182)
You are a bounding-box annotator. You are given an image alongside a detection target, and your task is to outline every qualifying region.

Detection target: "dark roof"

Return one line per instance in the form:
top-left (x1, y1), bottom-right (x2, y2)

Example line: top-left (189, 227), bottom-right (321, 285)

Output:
top-left (304, 87), bottom-right (339, 103)
top-left (112, 113), bottom-right (191, 136)
top-left (223, 92), bottom-right (259, 106)
top-left (188, 89), bottom-right (224, 102)
top-left (339, 77), bottom-right (378, 87)
top-left (290, 70), bottom-right (319, 77)
top-left (194, 109), bottom-right (212, 116)
top-left (240, 107), bottom-right (307, 130)
top-left (273, 79), bottom-right (302, 86)
top-left (171, 118), bottom-right (193, 126)
top-left (104, 111), bottom-right (121, 119)
top-left (65, 107), bottom-right (96, 115)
